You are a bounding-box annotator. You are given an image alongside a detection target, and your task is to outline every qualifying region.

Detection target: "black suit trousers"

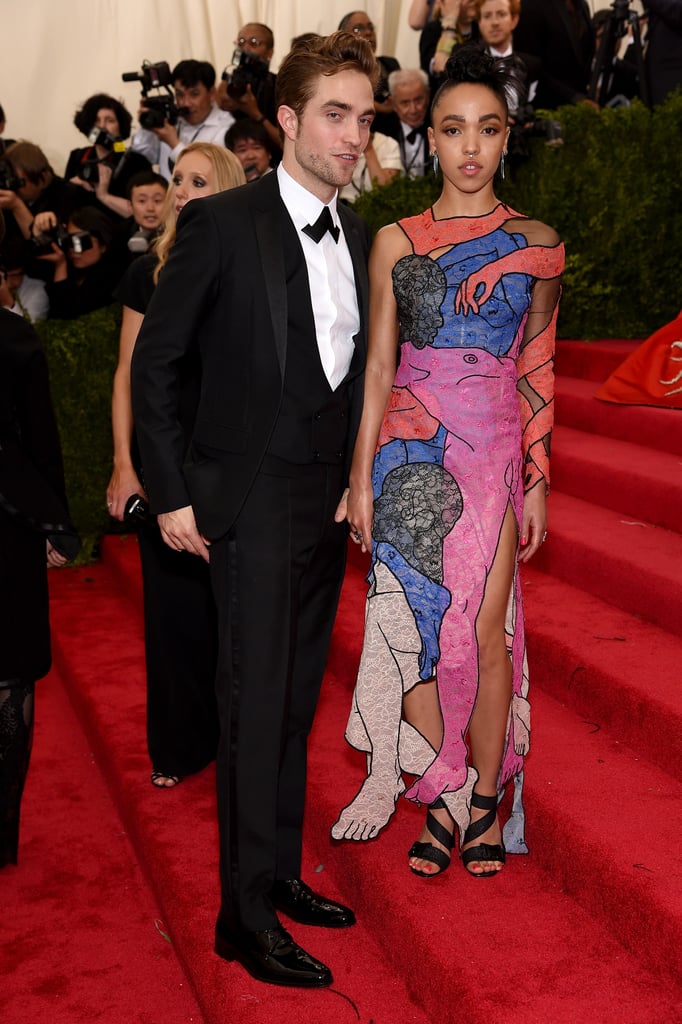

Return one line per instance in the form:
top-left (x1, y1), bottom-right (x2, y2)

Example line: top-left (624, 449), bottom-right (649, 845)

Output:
top-left (210, 462), bottom-right (347, 932)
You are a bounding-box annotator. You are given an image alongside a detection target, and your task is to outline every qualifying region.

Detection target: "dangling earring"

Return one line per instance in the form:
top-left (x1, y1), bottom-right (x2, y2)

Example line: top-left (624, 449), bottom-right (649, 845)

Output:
top-left (500, 150), bottom-right (507, 180)
top-left (431, 151), bottom-right (439, 176)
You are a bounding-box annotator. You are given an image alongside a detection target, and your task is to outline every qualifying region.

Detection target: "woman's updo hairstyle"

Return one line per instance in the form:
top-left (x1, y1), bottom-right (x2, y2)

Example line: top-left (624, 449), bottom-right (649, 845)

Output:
top-left (432, 43), bottom-right (520, 119)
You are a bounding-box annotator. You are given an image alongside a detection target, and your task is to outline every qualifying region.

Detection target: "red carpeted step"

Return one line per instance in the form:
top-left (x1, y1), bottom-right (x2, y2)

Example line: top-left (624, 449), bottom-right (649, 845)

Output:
top-left (533, 490), bottom-right (682, 638)
top-left (522, 686), bottom-right (682, 985)
top-left (46, 560), bottom-right (435, 1024)
top-left (521, 565), bottom-right (682, 781)
top-left (551, 424), bottom-right (682, 532)
top-left (306, 671), bottom-right (682, 1020)
top-left (555, 375), bottom-right (682, 456)
top-left (555, 339), bottom-right (640, 382)
top-left (1, 661), bottom-right (205, 1024)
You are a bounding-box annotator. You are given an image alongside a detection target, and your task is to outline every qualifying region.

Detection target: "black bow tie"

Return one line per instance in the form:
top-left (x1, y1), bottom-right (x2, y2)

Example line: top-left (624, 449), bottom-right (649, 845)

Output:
top-left (302, 206), bottom-right (340, 244)
top-left (406, 127), bottom-right (424, 145)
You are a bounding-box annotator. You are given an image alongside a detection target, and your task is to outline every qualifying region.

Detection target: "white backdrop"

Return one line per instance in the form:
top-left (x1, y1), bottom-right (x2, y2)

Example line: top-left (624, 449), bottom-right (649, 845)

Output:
top-left (1, 0), bottom-right (627, 175)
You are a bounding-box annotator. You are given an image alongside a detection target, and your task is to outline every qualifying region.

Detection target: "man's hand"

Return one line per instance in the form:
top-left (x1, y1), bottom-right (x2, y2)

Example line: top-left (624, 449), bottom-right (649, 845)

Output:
top-left (152, 120), bottom-right (180, 149)
top-left (32, 210), bottom-right (58, 234)
top-left (0, 187), bottom-right (19, 211)
top-left (157, 505), bottom-right (211, 562)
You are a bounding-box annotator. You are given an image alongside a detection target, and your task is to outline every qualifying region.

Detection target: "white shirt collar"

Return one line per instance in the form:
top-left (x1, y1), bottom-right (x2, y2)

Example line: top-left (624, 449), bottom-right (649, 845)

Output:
top-left (277, 164), bottom-right (339, 231)
top-left (489, 43), bottom-right (513, 58)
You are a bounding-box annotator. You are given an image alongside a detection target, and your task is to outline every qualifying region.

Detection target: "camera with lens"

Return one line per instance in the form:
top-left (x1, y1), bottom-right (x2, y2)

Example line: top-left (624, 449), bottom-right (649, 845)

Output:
top-left (139, 95), bottom-right (181, 130)
top-left (30, 225), bottom-right (93, 257)
top-left (222, 49), bottom-right (269, 100)
top-left (87, 127), bottom-right (119, 151)
top-left (127, 225), bottom-right (162, 254)
top-left (0, 159), bottom-right (24, 192)
top-left (122, 60), bottom-right (182, 130)
top-left (508, 105), bottom-right (564, 162)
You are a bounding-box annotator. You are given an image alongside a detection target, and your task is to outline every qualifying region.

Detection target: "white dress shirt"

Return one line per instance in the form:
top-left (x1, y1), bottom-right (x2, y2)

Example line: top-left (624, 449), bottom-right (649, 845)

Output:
top-left (277, 165), bottom-right (359, 391)
top-left (400, 120), bottom-right (428, 178)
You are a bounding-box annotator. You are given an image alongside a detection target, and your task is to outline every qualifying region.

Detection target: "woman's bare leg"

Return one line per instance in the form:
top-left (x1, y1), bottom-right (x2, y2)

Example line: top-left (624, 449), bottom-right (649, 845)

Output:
top-left (463, 503), bottom-right (517, 874)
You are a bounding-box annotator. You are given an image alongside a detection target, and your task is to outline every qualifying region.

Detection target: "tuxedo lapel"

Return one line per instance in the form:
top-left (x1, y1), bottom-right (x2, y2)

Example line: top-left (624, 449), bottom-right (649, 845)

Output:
top-left (252, 175), bottom-right (287, 379)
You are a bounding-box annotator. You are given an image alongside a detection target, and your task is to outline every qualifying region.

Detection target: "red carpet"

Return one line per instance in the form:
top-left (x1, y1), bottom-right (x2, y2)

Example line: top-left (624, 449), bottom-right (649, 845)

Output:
top-left (3, 340), bottom-right (682, 1023)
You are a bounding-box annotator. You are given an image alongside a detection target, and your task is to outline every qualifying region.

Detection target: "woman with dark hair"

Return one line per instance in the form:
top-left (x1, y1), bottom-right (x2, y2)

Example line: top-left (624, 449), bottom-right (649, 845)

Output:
top-left (65, 93), bottom-right (151, 221)
top-left (332, 45), bottom-right (564, 879)
top-left (106, 143), bottom-right (245, 788)
top-left (42, 205), bottom-right (123, 318)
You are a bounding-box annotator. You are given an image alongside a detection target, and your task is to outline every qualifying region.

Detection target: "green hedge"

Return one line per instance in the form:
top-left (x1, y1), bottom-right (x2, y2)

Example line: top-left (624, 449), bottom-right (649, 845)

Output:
top-left (355, 94), bottom-right (682, 339)
top-left (39, 97), bottom-right (682, 555)
top-left (37, 304), bottom-right (121, 561)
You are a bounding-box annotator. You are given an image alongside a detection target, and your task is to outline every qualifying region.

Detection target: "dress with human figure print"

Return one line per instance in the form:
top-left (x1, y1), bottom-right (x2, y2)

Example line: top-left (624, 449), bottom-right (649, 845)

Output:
top-left (332, 201), bottom-right (564, 854)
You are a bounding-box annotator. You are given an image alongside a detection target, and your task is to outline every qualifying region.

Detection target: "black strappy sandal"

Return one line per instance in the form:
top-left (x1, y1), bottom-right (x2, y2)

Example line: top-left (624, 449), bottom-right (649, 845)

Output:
top-left (461, 792), bottom-right (506, 878)
top-left (408, 797), bottom-right (455, 878)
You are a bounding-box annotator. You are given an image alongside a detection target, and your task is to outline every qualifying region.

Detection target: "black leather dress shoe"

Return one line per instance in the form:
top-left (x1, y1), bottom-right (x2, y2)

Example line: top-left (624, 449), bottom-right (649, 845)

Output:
top-left (215, 922), bottom-right (332, 988)
top-left (271, 878), bottom-right (356, 928)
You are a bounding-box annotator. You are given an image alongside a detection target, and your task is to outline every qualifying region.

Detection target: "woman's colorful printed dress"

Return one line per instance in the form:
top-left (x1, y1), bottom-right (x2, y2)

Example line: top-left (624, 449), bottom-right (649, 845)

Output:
top-left (332, 204), bottom-right (564, 849)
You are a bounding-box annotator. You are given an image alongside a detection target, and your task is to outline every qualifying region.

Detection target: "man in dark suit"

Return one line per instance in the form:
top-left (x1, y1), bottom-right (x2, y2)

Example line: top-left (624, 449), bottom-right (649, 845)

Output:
top-left (384, 68), bottom-right (432, 178)
top-left (131, 32), bottom-right (378, 989)
top-left (513, 0), bottom-right (595, 108)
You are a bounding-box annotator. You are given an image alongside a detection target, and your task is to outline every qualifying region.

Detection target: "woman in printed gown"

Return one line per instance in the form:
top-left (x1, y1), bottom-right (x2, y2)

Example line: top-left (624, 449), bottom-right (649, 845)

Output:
top-left (332, 46), bottom-right (564, 877)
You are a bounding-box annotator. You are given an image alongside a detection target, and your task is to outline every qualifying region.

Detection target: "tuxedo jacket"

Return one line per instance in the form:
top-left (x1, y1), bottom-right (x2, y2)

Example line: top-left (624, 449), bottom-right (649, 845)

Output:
top-left (131, 171), bottom-right (371, 540)
top-left (513, 0), bottom-right (594, 108)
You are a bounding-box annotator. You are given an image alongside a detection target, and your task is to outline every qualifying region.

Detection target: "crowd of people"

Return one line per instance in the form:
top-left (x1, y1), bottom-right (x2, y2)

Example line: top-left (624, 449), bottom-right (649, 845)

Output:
top-left (1, 0), bottom-right (681, 998)
top-left (0, 4), bottom-right (679, 325)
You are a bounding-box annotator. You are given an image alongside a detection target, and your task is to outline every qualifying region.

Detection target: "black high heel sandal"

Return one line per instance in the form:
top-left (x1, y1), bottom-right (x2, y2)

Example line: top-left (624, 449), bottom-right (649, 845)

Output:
top-left (408, 797), bottom-right (455, 878)
top-left (461, 792), bottom-right (506, 878)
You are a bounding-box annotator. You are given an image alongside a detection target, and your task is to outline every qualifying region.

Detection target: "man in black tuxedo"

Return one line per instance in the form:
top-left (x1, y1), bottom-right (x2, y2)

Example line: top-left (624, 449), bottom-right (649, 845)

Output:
top-left (385, 69), bottom-right (432, 178)
top-left (131, 32), bottom-right (378, 989)
top-left (513, 0), bottom-right (595, 108)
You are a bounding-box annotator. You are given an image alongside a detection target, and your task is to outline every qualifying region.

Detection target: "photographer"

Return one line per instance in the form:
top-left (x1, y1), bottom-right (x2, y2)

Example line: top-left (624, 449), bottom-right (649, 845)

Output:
top-left (66, 93), bottom-right (151, 221)
top-left (0, 239), bottom-right (49, 322)
top-left (217, 23), bottom-right (280, 156)
top-left (129, 60), bottom-right (234, 182)
top-left (0, 143), bottom-right (81, 272)
top-left (474, 0), bottom-right (540, 110)
top-left (40, 206), bottom-right (123, 319)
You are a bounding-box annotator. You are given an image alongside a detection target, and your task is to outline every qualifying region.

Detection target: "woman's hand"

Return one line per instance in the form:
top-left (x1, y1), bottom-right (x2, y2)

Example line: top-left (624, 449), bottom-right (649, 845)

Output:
top-left (46, 541), bottom-right (68, 568)
top-left (95, 162), bottom-right (112, 200)
top-left (106, 465), bottom-right (146, 522)
top-left (336, 482), bottom-right (374, 554)
top-left (518, 484), bottom-right (547, 563)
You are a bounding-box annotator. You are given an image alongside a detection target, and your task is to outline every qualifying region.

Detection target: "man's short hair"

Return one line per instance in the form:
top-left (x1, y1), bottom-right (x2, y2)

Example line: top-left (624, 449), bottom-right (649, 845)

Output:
top-left (225, 118), bottom-right (276, 156)
top-left (73, 93), bottom-right (133, 140)
top-left (172, 60), bottom-right (216, 91)
top-left (126, 169), bottom-right (168, 199)
top-left (388, 69), bottom-right (430, 95)
top-left (475, 0), bottom-right (521, 16)
top-left (5, 141), bottom-right (52, 183)
top-left (276, 30), bottom-right (379, 118)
